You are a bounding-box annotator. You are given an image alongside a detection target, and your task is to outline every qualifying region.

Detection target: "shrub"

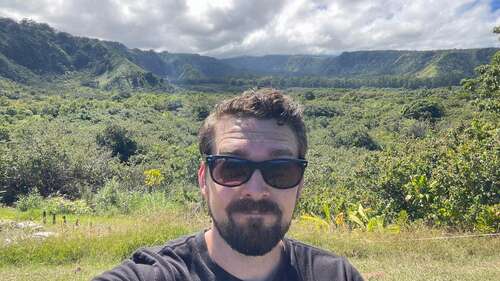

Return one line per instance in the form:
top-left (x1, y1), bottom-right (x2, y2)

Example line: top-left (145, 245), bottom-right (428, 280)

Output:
top-left (403, 120), bottom-right (431, 139)
top-left (15, 192), bottom-right (92, 215)
top-left (304, 91), bottom-right (315, 100)
top-left (356, 120), bottom-right (499, 230)
top-left (331, 126), bottom-right (380, 150)
top-left (16, 191), bottom-right (44, 212)
top-left (144, 169), bottom-right (164, 191)
top-left (0, 126), bottom-right (9, 141)
top-left (1, 138), bottom-right (75, 201)
top-left (402, 100), bottom-right (444, 120)
top-left (166, 100), bottom-right (183, 112)
top-left (97, 123), bottom-right (137, 162)
top-left (475, 204), bottom-right (500, 233)
top-left (44, 196), bottom-right (92, 215)
top-left (93, 178), bottom-right (122, 213)
top-left (191, 104), bottom-right (210, 121)
top-left (304, 105), bottom-right (341, 118)
top-left (111, 91), bottom-right (131, 101)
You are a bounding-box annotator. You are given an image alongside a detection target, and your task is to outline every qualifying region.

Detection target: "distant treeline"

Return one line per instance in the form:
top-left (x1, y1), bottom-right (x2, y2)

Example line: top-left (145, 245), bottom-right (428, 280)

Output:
top-left (178, 74), bottom-right (465, 89)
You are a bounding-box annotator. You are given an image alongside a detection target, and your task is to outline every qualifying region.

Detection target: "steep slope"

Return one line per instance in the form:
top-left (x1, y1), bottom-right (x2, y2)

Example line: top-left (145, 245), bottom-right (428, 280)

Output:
top-left (323, 49), bottom-right (496, 78)
top-left (0, 18), bottom-right (172, 91)
top-left (222, 55), bottom-right (327, 75)
top-left (223, 49), bottom-right (498, 79)
top-left (130, 50), bottom-right (237, 82)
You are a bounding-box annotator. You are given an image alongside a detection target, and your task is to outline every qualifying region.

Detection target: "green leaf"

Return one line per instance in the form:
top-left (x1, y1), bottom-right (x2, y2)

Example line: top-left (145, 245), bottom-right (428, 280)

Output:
top-left (386, 224), bottom-right (401, 234)
top-left (348, 212), bottom-right (365, 228)
top-left (300, 214), bottom-right (330, 229)
top-left (322, 203), bottom-right (331, 222)
top-left (358, 204), bottom-right (368, 222)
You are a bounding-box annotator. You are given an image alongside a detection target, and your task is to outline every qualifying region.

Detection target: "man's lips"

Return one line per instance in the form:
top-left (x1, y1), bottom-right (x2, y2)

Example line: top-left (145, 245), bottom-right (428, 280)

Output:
top-left (234, 210), bottom-right (272, 215)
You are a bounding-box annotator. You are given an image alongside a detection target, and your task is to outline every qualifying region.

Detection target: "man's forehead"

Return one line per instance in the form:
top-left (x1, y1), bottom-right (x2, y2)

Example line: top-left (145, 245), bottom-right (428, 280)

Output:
top-left (213, 116), bottom-right (298, 156)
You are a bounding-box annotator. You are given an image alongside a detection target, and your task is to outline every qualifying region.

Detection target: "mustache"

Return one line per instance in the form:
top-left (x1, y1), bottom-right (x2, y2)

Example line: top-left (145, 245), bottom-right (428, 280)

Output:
top-left (226, 198), bottom-right (282, 215)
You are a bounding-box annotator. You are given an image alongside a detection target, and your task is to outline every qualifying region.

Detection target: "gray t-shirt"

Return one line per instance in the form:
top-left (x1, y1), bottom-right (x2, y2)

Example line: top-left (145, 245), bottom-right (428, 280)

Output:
top-left (93, 231), bottom-right (364, 281)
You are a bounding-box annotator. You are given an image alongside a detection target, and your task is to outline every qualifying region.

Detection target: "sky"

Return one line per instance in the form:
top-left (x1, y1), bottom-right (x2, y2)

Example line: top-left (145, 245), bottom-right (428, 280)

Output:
top-left (0, 0), bottom-right (499, 58)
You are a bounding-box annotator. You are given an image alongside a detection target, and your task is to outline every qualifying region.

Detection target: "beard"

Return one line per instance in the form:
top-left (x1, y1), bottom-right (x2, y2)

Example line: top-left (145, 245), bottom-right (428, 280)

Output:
top-left (209, 197), bottom-right (291, 256)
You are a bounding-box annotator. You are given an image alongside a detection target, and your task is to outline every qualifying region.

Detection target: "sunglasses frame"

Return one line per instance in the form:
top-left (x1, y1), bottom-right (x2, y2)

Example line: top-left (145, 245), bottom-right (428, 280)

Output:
top-left (204, 155), bottom-right (308, 189)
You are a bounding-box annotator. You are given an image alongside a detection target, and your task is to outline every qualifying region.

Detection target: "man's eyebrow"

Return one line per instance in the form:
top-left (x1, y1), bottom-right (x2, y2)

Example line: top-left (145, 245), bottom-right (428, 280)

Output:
top-left (218, 149), bottom-right (248, 157)
top-left (217, 149), bottom-right (294, 157)
top-left (270, 149), bottom-right (294, 157)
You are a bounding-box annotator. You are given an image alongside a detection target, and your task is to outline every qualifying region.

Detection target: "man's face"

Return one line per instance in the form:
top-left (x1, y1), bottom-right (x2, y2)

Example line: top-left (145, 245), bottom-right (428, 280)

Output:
top-left (198, 116), bottom-right (303, 256)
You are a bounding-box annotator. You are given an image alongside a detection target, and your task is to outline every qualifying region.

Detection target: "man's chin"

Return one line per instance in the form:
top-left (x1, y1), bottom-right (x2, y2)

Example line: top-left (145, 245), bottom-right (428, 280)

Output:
top-left (212, 216), bottom-right (290, 256)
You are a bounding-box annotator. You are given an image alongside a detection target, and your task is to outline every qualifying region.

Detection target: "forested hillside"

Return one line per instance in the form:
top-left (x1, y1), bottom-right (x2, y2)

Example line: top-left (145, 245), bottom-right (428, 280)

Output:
top-left (0, 17), bottom-right (498, 90)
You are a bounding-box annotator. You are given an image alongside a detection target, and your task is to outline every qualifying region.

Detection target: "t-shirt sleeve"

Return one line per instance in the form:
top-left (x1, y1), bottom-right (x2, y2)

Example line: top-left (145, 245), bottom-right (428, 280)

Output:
top-left (92, 260), bottom-right (157, 281)
top-left (311, 255), bottom-right (365, 281)
top-left (343, 258), bottom-right (365, 281)
top-left (92, 248), bottom-right (177, 281)
top-left (286, 239), bottom-right (365, 281)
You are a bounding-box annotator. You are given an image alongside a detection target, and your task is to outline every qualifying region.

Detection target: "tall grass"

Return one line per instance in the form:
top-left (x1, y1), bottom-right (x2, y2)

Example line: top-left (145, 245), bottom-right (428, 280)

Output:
top-left (1, 207), bottom-right (499, 280)
top-left (0, 208), bottom-right (207, 266)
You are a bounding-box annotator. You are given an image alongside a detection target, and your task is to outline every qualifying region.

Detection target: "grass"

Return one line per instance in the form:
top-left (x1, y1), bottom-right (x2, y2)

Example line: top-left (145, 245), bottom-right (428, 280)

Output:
top-left (1, 207), bottom-right (499, 281)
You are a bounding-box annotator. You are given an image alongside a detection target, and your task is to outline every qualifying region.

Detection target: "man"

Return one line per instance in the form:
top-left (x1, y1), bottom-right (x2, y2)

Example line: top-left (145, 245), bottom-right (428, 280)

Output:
top-left (94, 89), bottom-right (364, 281)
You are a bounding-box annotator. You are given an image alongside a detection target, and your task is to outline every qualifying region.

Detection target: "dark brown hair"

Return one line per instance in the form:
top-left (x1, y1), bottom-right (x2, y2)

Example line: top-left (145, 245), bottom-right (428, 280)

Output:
top-left (198, 88), bottom-right (307, 158)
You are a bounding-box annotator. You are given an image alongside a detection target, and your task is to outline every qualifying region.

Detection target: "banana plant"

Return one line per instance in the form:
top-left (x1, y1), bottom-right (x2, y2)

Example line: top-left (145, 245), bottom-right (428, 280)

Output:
top-left (348, 204), bottom-right (400, 233)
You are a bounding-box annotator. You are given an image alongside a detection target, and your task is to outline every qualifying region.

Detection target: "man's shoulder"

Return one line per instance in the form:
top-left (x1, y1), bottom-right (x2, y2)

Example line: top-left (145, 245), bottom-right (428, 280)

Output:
top-left (284, 238), bottom-right (364, 281)
top-left (143, 232), bottom-right (198, 252)
top-left (284, 237), bottom-right (342, 259)
top-left (131, 232), bottom-right (200, 263)
top-left (93, 232), bottom-right (203, 281)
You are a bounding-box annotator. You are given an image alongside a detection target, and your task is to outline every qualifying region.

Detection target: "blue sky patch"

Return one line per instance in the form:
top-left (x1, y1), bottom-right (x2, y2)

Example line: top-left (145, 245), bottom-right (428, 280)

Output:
top-left (491, 0), bottom-right (500, 12)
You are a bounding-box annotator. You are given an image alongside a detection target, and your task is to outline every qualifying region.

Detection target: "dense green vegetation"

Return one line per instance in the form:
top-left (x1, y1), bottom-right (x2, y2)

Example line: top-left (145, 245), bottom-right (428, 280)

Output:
top-left (0, 17), bottom-right (498, 234)
top-left (0, 49), bottom-right (498, 232)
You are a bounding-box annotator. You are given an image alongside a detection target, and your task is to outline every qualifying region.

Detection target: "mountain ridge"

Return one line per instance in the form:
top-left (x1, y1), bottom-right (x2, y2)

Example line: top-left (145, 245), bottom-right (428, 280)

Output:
top-left (0, 17), bottom-right (498, 90)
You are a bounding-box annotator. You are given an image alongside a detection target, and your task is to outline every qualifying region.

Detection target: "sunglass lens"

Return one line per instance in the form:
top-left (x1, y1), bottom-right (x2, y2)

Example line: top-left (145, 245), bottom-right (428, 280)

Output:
top-left (262, 160), bottom-right (304, 189)
top-left (212, 157), bottom-right (252, 187)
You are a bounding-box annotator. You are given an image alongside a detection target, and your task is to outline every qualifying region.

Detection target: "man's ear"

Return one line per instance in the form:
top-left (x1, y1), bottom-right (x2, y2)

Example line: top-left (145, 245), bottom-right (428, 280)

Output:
top-left (198, 161), bottom-right (208, 197)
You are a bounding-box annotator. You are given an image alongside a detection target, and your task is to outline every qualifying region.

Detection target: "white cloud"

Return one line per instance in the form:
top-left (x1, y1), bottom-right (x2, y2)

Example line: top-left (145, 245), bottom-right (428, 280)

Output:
top-left (0, 0), bottom-right (498, 57)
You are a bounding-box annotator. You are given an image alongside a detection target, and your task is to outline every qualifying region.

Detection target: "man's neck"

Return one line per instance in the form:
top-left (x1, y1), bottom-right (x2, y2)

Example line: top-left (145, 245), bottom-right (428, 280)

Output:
top-left (204, 227), bottom-right (284, 281)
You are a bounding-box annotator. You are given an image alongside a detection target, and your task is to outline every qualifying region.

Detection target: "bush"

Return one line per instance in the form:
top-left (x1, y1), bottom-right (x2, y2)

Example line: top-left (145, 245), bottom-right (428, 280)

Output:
top-left (166, 100), bottom-right (183, 112)
top-left (97, 123), bottom-right (137, 162)
top-left (402, 100), bottom-right (444, 121)
top-left (475, 204), bottom-right (500, 233)
top-left (93, 178), bottom-right (122, 214)
top-left (0, 119), bottom-right (113, 204)
top-left (2, 138), bottom-right (75, 201)
top-left (111, 91), bottom-right (131, 101)
top-left (44, 196), bottom-right (92, 215)
top-left (355, 120), bottom-right (499, 230)
top-left (16, 191), bottom-right (44, 212)
top-left (403, 120), bottom-right (431, 139)
top-left (304, 105), bottom-right (341, 118)
top-left (191, 104), bottom-right (210, 121)
top-left (331, 126), bottom-right (380, 150)
top-left (0, 126), bottom-right (9, 141)
top-left (304, 91), bottom-right (315, 100)
top-left (16, 192), bottom-right (92, 215)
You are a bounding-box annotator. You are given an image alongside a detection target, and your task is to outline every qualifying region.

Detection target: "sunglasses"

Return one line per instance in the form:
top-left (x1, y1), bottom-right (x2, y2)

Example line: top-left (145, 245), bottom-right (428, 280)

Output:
top-left (205, 155), bottom-right (308, 189)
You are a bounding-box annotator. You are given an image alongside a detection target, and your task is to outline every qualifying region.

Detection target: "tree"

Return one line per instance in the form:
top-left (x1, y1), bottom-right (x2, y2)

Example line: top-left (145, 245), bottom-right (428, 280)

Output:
top-left (461, 26), bottom-right (500, 113)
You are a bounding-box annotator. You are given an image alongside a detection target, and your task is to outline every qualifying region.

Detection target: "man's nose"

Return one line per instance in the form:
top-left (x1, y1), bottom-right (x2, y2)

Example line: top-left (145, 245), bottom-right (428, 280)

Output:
top-left (241, 169), bottom-right (270, 199)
